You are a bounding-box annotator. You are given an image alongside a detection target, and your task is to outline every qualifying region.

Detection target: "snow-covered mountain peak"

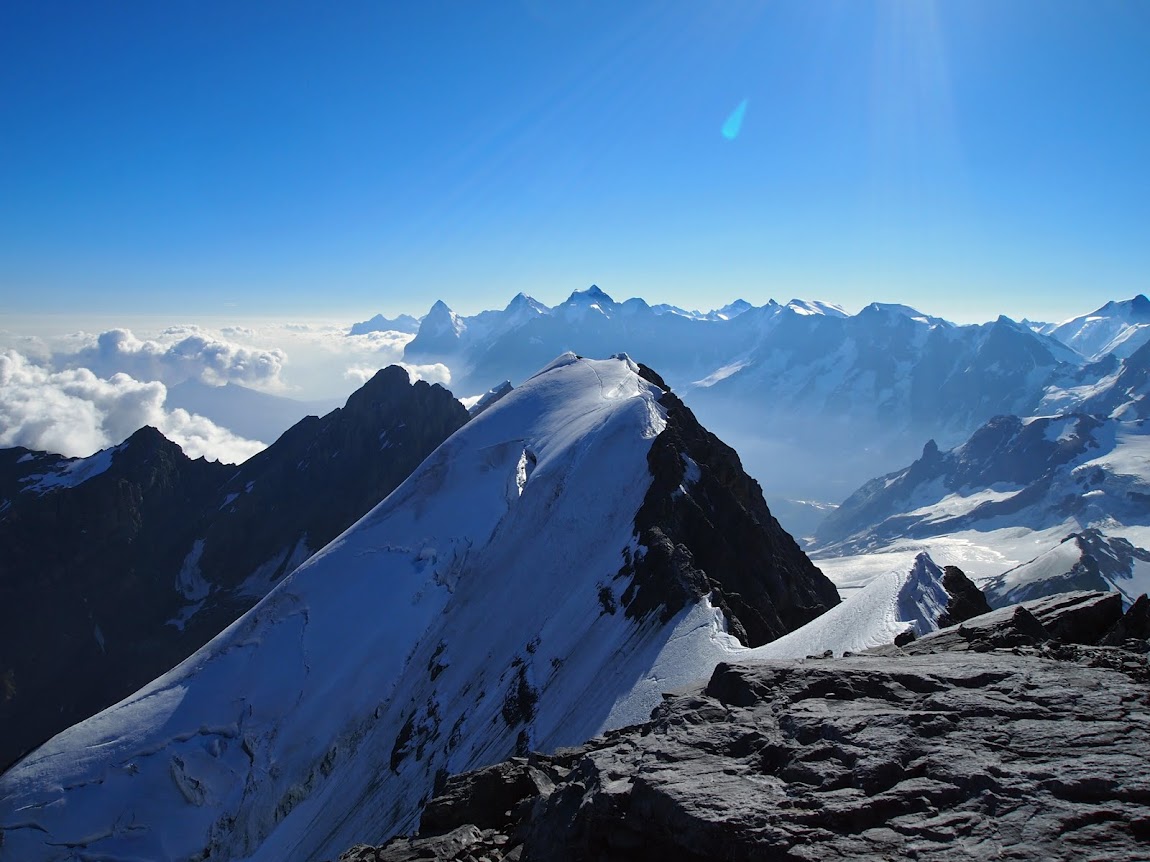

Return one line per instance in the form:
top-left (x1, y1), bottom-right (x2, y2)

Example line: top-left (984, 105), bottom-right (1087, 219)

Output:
top-left (503, 292), bottom-right (549, 315)
top-left (0, 354), bottom-right (837, 861)
top-left (403, 300), bottom-right (468, 357)
top-left (983, 528), bottom-right (1150, 608)
top-left (422, 299), bottom-right (464, 334)
top-left (564, 284), bottom-right (615, 304)
top-left (857, 302), bottom-right (945, 327)
top-left (558, 284), bottom-right (618, 319)
top-left (348, 312), bottom-right (421, 336)
top-left (1044, 294), bottom-right (1150, 361)
top-left (786, 298), bottom-right (848, 318)
top-left (715, 298), bottom-right (754, 319)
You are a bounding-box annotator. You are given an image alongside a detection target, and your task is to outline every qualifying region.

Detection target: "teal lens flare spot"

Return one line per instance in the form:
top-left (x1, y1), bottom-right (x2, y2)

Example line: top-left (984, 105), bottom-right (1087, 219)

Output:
top-left (721, 99), bottom-right (748, 141)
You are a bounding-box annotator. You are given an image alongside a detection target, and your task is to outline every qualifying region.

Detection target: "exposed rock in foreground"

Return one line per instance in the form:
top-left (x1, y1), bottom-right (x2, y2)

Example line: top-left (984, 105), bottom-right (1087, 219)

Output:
top-left (346, 592), bottom-right (1150, 861)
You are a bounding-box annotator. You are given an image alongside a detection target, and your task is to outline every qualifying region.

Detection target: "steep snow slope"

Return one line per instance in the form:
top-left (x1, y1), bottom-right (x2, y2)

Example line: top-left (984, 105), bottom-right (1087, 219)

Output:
top-left (1042, 294), bottom-right (1150, 361)
top-left (0, 355), bottom-right (836, 862)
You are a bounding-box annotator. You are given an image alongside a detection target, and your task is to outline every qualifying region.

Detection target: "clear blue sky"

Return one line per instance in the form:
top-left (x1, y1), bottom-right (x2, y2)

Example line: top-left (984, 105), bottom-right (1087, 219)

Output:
top-left (1, 1), bottom-right (1147, 324)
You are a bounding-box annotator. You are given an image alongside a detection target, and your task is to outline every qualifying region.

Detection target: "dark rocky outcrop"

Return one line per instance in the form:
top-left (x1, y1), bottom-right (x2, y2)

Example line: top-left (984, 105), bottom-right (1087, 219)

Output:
top-left (1102, 594), bottom-right (1150, 646)
top-left (0, 367), bottom-right (468, 772)
top-left (618, 365), bottom-right (840, 646)
top-left (937, 565), bottom-right (991, 628)
top-left (867, 591), bottom-right (1124, 657)
top-left (347, 591), bottom-right (1150, 862)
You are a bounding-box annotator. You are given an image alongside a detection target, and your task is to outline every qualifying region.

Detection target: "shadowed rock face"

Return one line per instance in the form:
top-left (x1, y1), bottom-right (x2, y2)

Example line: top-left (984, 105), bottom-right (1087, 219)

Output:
top-left (619, 365), bottom-right (840, 646)
top-left (0, 428), bottom-right (231, 773)
top-left (0, 367), bottom-right (468, 772)
top-left (938, 565), bottom-right (992, 628)
top-left (345, 592), bottom-right (1150, 862)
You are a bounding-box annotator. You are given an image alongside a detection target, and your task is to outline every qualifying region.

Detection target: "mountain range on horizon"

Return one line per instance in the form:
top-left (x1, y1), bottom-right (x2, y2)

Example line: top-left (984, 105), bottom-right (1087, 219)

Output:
top-left (347, 287), bottom-right (1150, 508)
top-left (352, 287), bottom-right (1150, 362)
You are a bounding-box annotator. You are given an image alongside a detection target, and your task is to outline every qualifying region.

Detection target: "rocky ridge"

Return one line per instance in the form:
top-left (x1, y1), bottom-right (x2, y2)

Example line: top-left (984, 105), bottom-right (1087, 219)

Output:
top-left (621, 365), bottom-right (839, 646)
top-left (343, 590), bottom-right (1150, 862)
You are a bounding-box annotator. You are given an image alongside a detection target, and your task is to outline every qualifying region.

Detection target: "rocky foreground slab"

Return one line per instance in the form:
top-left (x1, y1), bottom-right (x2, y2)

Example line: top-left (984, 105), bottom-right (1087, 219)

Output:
top-left (341, 592), bottom-right (1150, 861)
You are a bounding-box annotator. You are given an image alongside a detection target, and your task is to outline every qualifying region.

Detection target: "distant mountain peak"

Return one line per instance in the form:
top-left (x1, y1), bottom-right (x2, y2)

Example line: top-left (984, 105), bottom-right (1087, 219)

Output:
top-left (124, 424), bottom-right (171, 449)
top-left (420, 299), bottom-right (461, 329)
top-left (405, 300), bottom-right (467, 355)
top-left (785, 298), bottom-right (848, 318)
top-left (1045, 294), bottom-right (1150, 361)
top-left (856, 302), bottom-right (945, 326)
top-left (565, 284), bottom-right (615, 305)
top-left (503, 292), bottom-right (549, 316)
top-left (719, 298), bottom-right (753, 314)
top-left (348, 312), bottom-right (421, 336)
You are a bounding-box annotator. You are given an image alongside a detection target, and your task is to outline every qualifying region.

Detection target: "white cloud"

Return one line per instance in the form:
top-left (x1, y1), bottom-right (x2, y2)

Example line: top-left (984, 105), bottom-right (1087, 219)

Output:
top-left (0, 318), bottom-right (462, 457)
top-left (2, 319), bottom-right (437, 403)
top-left (59, 326), bottom-right (288, 390)
top-left (0, 350), bottom-right (266, 464)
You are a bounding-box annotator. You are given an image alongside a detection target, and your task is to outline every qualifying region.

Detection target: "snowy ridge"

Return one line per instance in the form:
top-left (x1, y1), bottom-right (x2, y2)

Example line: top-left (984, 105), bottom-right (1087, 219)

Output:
top-left (1042, 295), bottom-right (1150, 361)
top-left (749, 552), bottom-right (949, 657)
top-left (816, 414), bottom-right (1150, 555)
top-left (602, 553), bottom-right (953, 728)
top-left (0, 355), bottom-right (716, 862)
top-left (984, 529), bottom-right (1150, 608)
top-left (18, 441), bottom-right (124, 494)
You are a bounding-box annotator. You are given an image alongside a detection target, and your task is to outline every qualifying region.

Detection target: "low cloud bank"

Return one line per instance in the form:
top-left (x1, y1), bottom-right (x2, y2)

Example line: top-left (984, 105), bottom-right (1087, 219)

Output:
top-left (60, 326), bottom-right (288, 390)
top-left (0, 350), bottom-right (266, 464)
top-left (0, 318), bottom-right (456, 462)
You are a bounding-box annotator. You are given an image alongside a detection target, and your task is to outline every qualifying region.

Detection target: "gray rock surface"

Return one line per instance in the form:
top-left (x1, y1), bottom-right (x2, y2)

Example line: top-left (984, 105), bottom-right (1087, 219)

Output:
top-left (347, 592), bottom-right (1150, 861)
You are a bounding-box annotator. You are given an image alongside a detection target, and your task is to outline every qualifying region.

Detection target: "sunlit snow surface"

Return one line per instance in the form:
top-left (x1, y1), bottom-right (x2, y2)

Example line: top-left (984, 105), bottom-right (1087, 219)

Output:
top-left (606, 553), bottom-right (952, 729)
top-left (0, 354), bottom-right (680, 862)
top-left (17, 441), bottom-right (123, 494)
top-left (813, 418), bottom-right (1150, 602)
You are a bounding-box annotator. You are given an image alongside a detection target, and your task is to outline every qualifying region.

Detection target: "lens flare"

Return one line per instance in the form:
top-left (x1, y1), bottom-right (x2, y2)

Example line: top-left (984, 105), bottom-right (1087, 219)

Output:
top-left (721, 98), bottom-right (748, 141)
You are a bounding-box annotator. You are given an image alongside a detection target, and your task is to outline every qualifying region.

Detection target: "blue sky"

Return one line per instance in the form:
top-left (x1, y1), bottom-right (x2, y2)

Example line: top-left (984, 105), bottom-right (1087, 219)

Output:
top-left (1, 0), bottom-right (1147, 324)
